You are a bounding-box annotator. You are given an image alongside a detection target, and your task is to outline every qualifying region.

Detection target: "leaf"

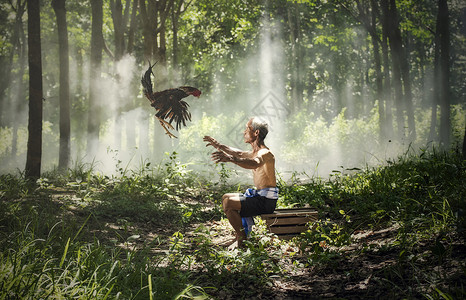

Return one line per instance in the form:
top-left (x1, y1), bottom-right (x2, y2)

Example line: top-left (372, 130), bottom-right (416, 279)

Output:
top-left (60, 237), bottom-right (70, 268)
top-left (148, 274), bottom-right (153, 300)
top-left (127, 234), bottom-right (140, 241)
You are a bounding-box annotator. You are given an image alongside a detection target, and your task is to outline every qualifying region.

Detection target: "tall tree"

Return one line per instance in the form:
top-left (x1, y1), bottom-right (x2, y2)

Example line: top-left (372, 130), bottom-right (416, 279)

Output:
top-left (0, 1), bottom-right (26, 128)
top-left (87, 0), bottom-right (104, 156)
top-left (380, 0), bottom-right (394, 138)
top-left (369, 0), bottom-right (385, 140)
top-left (463, 122), bottom-right (466, 158)
top-left (347, 0), bottom-right (387, 139)
top-left (110, 0), bottom-right (130, 151)
top-left (385, 0), bottom-right (406, 140)
top-left (287, 2), bottom-right (305, 113)
top-left (25, 0), bottom-right (43, 179)
top-left (110, 0), bottom-right (130, 61)
top-left (171, 0), bottom-right (185, 68)
top-left (395, 1), bottom-right (416, 141)
top-left (437, 0), bottom-right (451, 148)
top-left (140, 0), bottom-right (174, 63)
top-left (10, 0), bottom-right (27, 158)
top-left (428, 5), bottom-right (442, 143)
top-left (127, 0), bottom-right (139, 54)
top-left (52, 0), bottom-right (71, 170)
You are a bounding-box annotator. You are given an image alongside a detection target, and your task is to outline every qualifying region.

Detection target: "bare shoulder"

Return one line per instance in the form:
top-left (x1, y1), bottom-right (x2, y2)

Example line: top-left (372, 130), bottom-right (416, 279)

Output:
top-left (257, 148), bottom-right (274, 160)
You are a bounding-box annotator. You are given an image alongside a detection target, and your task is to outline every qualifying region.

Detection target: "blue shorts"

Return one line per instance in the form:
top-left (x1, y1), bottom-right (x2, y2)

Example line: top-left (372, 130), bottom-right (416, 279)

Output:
top-left (239, 194), bottom-right (277, 217)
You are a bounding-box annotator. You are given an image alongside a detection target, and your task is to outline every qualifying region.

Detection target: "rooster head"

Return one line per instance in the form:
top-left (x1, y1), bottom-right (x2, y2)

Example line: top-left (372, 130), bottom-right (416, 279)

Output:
top-left (180, 86), bottom-right (201, 98)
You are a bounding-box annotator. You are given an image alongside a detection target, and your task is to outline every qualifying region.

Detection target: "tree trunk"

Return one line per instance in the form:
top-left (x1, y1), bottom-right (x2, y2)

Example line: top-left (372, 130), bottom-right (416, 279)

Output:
top-left (159, 19), bottom-right (167, 65)
top-left (140, 0), bottom-right (174, 62)
top-left (158, 0), bottom-right (168, 64)
top-left (386, 0), bottom-right (405, 140)
top-left (52, 0), bottom-right (71, 171)
top-left (462, 120), bottom-right (466, 158)
top-left (330, 11), bottom-right (343, 119)
top-left (74, 48), bottom-right (86, 158)
top-left (0, 54), bottom-right (10, 126)
top-left (12, 7), bottom-right (27, 158)
top-left (149, 0), bottom-right (159, 61)
top-left (110, 0), bottom-right (132, 152)
top-left (429, 12), bottom-right (442, 143)
top-left (127, 0), bottom-right (138, 54)
top-left (171, 0), bottom-right (190, 70)
top-left (366, 0), bottom-right (385, 140)
top-left (140, 0), bottom-right (153, 61)
top-left (438, 0), bottom-right (451, 148)
top-left (110, 0), bottom-right (128, 61)
top-left (171, 0), bottom-right (182, 68)
top-left (386, 0), bottom-right (416, 141)
top-left (287, 2), bottom-right (303, 113)
top-left (380, 0), bottom-right (393, 139)
top-left (87, 0), bottom-right (104, 156)
top-left (399, 23), bottom-right (416, 141)
top-left (25, 0), bottom-right (43, 179)
top-left (1, 1), bottom-right (26, 128)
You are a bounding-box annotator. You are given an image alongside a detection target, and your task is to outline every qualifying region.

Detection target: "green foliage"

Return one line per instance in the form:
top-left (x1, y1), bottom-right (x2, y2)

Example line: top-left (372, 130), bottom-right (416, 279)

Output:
top-left (178, 0), bottom-right (263, 89)
top-left (0, 209), bottom-right (209, 299)
top-left (293, 218), bottom-right (351, 265)
top-left (0, 149), bottom-right (465, 298)
top-left (0, 0), bottom-right (465, 296)
top-left (0, 173), bottom-right (31, 200)
top-left (281, 149), bottom-right (465, 235)
top-left (190, 226), bottom-right (283, 298)
top-left (277, 173), bottom-right (329, 208)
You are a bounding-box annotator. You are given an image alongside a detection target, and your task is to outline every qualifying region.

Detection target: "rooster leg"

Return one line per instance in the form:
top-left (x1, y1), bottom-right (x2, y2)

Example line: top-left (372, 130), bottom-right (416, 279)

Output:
top-left (158, 117), bottom-right (174, 130)
top-left (157, 117), bottom-right (178, 138)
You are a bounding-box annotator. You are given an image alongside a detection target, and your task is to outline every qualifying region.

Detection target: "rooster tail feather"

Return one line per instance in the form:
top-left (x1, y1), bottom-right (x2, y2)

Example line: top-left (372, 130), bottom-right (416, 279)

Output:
top-left (141, 73), bottom-right (152, 95)
top-left (141, 61), bottom-right (157, 95)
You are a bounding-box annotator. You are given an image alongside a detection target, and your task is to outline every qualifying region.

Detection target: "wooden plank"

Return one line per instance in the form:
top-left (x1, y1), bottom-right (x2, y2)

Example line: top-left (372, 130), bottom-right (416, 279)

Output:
top-left (265, 216), bottom-right (315, 226)
top-left (269, 225), bottom-right (309, 234)
top-left (261, 209), bottom-right (318, 218)
top-left (260, 208), bottom-right (318, 238)
top-left (271, 208), bottom-right (316, 213)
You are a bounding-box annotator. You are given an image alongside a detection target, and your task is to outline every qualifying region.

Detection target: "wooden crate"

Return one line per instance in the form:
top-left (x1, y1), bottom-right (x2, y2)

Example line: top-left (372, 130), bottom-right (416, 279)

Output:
top-left (261, 208), bottom-right (318, 239)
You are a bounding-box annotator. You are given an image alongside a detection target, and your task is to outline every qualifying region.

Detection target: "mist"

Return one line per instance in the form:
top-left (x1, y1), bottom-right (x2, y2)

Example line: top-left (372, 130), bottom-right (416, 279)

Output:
top-left (0, 1), bottom-right (464, 181)
top-left (0, 28), bottom-right (453, 179)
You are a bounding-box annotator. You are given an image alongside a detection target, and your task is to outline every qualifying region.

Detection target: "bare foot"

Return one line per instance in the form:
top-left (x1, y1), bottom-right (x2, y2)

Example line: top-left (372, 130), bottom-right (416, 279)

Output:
top-left (227, 240), bottom-right (247, 250)
top-left (218, 237), bottom-right (236, 247)
top-left (236, 233), bottom-right (247, 249)
top-left (228, 241), bottom-right (238, 251)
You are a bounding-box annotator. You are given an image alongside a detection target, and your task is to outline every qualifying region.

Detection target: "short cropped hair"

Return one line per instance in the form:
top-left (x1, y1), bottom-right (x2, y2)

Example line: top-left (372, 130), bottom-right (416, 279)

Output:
top-left (249, 117), bottom-right (269, 141)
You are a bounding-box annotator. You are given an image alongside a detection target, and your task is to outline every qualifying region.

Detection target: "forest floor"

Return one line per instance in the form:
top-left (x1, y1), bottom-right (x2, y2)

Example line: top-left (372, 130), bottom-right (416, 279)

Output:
top-left (49, 188), bottom-right (466, 299)
top-left (2, 152), bottom-right (465, 299)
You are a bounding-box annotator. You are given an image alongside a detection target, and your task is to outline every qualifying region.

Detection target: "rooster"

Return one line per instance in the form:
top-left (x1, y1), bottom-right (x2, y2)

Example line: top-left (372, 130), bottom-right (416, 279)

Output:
top-left (141, 62), bottom-right (201, 138)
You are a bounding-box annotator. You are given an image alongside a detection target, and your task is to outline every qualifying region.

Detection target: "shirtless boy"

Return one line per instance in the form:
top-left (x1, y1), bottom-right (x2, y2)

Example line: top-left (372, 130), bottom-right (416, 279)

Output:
top-left (203, 117), bottom-right (278, 248)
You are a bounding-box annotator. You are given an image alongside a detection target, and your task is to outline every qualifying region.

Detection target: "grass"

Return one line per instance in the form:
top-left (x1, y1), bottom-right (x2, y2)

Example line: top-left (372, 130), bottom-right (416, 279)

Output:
top-left (0, 150), bottom-right (465, 299)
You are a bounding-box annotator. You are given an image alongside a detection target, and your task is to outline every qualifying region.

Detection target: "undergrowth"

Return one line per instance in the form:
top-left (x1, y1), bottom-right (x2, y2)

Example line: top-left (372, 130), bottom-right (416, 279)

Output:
top-left (0, 150), bottom-right (465, 299)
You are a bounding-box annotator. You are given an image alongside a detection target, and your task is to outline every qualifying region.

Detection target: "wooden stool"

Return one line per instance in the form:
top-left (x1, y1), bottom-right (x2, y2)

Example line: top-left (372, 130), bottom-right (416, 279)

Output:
top-left (261, 208), bottom-right (318, 239)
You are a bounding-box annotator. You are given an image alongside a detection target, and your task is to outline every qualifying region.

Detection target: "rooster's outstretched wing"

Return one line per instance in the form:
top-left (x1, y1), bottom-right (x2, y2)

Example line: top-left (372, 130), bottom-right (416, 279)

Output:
top-left (151, 88), bottom-right (196, 131)
top-left (141, 63), bottom-right (201, 138)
